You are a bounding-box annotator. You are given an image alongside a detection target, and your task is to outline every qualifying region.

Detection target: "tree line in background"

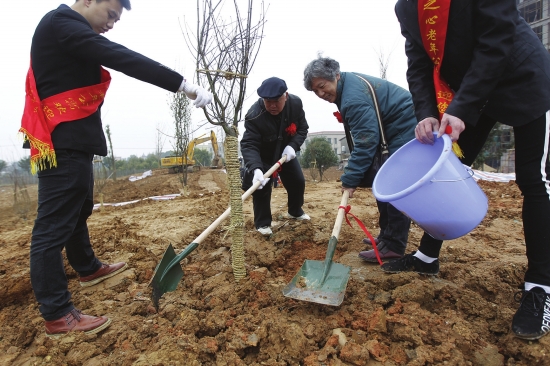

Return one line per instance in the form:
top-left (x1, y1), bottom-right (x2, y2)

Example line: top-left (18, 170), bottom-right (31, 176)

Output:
top-left (0, 124), bottom-right (514, 187)
top-left (300, 136), bottom-right (338, 181)
top-left (94, 148), bottom-right (213, 175)
top-left (0, 156), bottom-right (33, 178)
top-left (298, 124), bottom-right (516, 180)
top-left (0, 156), bottom-right (32, 219)
top-left (0, 149), bottom-right (215, 180)
top-left (0, 123), bottom-right (513, 182)
top-left (0, 154), bottom-right (159, 177)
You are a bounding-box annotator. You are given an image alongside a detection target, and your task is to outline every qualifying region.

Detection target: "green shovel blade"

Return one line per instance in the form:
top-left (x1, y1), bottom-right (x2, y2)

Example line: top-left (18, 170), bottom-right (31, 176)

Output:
top-left (283, 192), bottom-right (351, 306)
top-left (282, 259), bottom-right (351, 306)
top-left (150, 242), bottom-right (198, 309)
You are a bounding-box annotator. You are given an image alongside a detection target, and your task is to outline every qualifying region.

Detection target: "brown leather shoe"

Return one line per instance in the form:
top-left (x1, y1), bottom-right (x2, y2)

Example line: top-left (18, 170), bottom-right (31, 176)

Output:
top-left (45, 309), bottom-right (111, 338)
top-left (80, 262), bottom-right (128, 287)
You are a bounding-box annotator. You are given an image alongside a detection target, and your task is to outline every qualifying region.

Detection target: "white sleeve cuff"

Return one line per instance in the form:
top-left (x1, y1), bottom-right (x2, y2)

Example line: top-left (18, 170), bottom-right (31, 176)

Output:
top-left (178, 78), bottom-right (186, 92)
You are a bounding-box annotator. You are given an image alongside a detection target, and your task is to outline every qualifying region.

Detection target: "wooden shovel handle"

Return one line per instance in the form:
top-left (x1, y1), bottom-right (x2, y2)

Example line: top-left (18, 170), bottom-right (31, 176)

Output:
top-left (193, 155), bottom-right (288, 244)
top-left (331, 190), bottom-right (350, 239)
top-left (321, 190), bottom-right (351, 284)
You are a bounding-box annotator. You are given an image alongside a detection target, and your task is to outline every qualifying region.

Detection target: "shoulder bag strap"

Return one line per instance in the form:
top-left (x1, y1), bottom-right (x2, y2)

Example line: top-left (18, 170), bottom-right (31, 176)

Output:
top-left (353, 73), bottom-right (388, 153)
top-left (343, 119), bottom-right (355, 152)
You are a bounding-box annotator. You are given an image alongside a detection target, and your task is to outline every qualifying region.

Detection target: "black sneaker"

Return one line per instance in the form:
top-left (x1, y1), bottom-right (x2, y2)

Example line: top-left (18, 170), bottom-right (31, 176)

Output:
top-left (380, 252), bottom-right (439, 275)
top-left (512, 287), bottom-right (550, 340)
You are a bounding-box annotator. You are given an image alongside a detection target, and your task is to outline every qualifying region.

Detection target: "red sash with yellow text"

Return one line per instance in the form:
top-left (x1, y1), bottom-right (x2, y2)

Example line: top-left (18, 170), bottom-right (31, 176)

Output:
top-left (19, 61), bottom-right (111, 173)
top-left (418, 0), bottom-right (463, 157)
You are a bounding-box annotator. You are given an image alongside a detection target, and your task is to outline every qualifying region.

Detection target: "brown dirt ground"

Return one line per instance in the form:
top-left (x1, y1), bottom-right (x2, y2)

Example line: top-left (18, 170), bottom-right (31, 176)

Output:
top-left (0, 166), bottom-right (549, 365)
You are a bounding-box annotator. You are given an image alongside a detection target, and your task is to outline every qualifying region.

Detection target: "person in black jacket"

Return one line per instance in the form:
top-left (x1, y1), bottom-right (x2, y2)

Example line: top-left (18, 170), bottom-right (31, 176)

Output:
top-left (23, 0), bottom-right (212, 338)
top-left (391, 0), bottom-right (550, 340)
top-left (241, 77), bottom-right (310, 236)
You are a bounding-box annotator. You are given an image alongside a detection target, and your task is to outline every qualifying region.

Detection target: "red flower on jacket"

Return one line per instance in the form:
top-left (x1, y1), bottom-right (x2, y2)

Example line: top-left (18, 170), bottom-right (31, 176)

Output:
top-left (285, 123), bottom-right (297, 136)
top-left (333, 111), bottom-right (343, 123)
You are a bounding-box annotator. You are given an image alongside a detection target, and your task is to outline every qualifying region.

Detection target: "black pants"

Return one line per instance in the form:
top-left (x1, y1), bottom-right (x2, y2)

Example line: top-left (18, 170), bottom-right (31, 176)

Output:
top-left (242, 158), bottom-right (305, 228)
top-left (418, 113), bottom-right (550, 286)
top-left (30, 149), bottom-right (102, 320)
top-left (376, 200), bottom-right (411, 255)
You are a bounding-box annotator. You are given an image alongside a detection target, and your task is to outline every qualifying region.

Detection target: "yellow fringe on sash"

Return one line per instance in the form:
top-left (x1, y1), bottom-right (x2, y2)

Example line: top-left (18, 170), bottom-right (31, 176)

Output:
top-left (452, 141), bottom-right (464, 159)
top-left (19, 128), bottom-right (57, 174)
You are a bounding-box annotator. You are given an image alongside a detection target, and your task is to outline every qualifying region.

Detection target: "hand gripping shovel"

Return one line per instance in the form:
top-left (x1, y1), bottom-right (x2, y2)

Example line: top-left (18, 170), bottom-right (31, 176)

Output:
top-left (150, 156), bottom-right (287, 308)
top-left (282, 190), bottom-right (351, 306)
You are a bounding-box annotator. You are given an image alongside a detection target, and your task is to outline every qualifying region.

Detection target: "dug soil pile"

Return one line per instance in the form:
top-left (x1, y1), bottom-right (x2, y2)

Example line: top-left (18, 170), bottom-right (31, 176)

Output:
top-left (0, 167), bottom-right (548, 365)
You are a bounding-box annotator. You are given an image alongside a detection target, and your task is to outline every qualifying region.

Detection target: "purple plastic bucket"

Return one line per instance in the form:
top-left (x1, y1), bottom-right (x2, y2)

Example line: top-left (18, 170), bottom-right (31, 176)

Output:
top-left (372, 134), bottom-right (488, 240)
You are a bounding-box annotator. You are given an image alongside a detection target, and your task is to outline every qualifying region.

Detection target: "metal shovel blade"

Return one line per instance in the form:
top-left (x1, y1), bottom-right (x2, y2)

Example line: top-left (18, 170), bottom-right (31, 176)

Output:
top-left (282, 259), bottom-right (351, 306)
top-left (150, 242), bottom-right (197, 309)
top-left (283, 191), bottom-right (352, 306)
top-left (282, 237), bottom-right (351, 306)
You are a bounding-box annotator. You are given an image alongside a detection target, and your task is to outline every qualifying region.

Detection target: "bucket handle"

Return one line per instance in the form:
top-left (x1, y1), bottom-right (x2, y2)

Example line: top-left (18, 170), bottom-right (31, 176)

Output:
top-left (430, 167), bottom-right (474, 183)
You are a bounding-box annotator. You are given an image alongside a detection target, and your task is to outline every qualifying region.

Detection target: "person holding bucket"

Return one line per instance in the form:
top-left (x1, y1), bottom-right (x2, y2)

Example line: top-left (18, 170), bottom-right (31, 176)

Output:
top-left (394, 0), bottom-right (550, 340)
top-left (241, 77), bottom-right (310, 236)
top-left (303, 56), bottom-right (417, 262)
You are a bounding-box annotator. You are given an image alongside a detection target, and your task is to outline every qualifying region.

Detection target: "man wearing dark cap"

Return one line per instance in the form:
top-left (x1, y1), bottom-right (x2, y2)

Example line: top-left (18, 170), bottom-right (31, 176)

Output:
top-left (241, 77), bottom-right (310, 236)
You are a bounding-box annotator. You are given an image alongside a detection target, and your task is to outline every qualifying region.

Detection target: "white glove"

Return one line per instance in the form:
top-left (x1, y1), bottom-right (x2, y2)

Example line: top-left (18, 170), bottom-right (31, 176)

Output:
top-left (253, 169), bottom-right (270, 189)
top-left (282, 145), bottom-right (296, 161)
top-left (179, 80), bottom-right (213, 108)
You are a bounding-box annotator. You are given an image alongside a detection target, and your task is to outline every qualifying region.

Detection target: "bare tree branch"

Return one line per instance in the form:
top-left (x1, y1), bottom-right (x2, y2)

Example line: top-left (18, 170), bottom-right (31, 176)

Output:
top-left (183, 0), bottom-right (266, 282)
top-left (170, 91), bottom-right (192, 189)
top-left (374, 46), bottom-right (393, 80)
top-left (184, 0), bottom-right (266, 136)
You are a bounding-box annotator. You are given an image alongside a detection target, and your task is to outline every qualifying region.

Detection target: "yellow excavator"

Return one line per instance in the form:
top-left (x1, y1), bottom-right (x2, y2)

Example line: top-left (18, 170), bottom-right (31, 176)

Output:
top-left (161, 131), bottom-right (222, 173)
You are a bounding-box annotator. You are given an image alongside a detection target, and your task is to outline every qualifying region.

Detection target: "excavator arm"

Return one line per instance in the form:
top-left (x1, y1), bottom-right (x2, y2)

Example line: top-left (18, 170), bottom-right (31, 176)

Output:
top-left (210, 131), bottom-right (222, 168)
top-left (186, 133), bottom-right (212, 166)
top-left (162, 131), bottom-right (222, 172)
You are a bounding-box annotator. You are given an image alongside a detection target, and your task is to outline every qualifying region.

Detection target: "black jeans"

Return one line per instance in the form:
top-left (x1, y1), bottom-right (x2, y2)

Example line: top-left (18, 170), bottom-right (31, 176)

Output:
top-left (30, 149), bottom-right (101, 321)
top-left (376, 200), bottom-right (411, 255)
top-left (242, 158), bottom-right (305, 228)
top-left (418, 113), bottom-right (550, 286)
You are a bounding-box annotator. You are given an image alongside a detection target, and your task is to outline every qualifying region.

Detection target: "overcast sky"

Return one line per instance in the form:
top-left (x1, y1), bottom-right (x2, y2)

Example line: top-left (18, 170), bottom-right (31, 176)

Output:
top-left (0, 0), bottom-right (409, 162)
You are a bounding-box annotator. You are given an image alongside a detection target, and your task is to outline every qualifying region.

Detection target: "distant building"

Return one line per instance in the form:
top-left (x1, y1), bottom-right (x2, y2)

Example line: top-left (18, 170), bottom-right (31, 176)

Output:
top-left (339, 137), bottom-right (351, 169)
top-left (500, 149), bottom-right (516, 174)
top-left (476, 123), bottom-right (515, 172)
top-left (475, 1), bottom-right (550, 173)
top-left (304, 131), bottom-right (347, 161)
top-left (517, 0), bottom-right (550, 51)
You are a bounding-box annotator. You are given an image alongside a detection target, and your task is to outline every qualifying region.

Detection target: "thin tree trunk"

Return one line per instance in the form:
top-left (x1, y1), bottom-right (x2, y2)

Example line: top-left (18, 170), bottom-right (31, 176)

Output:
top-left (225, 134), bottom-right (245, 281)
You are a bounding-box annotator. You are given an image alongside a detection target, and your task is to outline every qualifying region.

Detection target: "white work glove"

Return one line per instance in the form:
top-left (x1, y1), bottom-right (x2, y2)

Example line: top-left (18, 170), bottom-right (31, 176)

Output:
top-left (179, 80), bottom-right (213, 108)
top-left (253, 169), bottom-right (270, 189)
top-left (282, 145), bottom-right (296, 161)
